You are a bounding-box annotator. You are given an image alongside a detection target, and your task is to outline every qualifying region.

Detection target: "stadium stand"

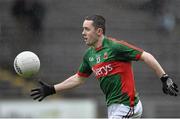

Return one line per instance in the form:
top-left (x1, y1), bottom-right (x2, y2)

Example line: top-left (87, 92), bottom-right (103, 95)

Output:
top-left (0, 0), bottom-right (180, 117)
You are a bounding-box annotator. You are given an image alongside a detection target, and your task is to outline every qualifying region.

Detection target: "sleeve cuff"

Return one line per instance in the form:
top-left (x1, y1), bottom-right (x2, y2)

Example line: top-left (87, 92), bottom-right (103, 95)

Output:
top-left (135, 53), bottom-right (142, 60)
top-left (77, 72), bottom-right (90, 78)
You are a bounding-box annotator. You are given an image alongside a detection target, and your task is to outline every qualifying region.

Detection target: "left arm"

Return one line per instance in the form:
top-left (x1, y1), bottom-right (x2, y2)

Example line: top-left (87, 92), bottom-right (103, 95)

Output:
top-left (140, 51), bottom-right (179, 96)
top-left (111, 39), bottom-right (178, 96)
top-left (140, 51), bottom-right (165, 78)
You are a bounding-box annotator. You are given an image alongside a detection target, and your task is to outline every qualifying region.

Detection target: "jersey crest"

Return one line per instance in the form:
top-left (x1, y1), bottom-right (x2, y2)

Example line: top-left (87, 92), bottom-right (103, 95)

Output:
top-left (104, 52), bottom-right (108, 59)
top-left (96, 55), bottom-right (101, 63)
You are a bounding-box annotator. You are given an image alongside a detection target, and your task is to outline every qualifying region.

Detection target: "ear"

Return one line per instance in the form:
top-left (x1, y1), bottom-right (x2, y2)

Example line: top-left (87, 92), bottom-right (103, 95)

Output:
top-left (96, 28), bottom-right (103, 35)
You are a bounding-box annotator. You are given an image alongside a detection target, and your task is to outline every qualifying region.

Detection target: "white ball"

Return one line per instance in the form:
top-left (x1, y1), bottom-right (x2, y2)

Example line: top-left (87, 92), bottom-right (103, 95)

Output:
top-left (14, 51), bottom-right (40, 78)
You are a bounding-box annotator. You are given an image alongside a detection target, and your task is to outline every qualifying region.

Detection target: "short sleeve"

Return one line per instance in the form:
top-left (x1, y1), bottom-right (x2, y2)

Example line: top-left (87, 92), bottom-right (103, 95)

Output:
top-left (113, 40), bottom-right (144, 61)
top-left (77, 56), bottom-right (92, 78)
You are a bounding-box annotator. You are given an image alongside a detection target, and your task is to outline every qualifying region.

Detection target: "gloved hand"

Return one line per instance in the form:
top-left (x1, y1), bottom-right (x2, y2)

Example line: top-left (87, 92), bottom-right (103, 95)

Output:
top-left (30, 80), bottom-right (56, 101)
top-left (160, 74), bottom-right (179, 96)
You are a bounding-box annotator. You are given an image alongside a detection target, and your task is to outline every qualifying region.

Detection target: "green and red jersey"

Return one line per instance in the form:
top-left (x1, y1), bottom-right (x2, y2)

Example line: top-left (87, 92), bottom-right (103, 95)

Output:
top-left (77, 36), bottom-right (143, 107)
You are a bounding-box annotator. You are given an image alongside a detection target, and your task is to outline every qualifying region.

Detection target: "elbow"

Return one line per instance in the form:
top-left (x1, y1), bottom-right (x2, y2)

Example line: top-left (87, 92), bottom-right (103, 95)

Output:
top-left (76, 74), bottom-right (86, 84)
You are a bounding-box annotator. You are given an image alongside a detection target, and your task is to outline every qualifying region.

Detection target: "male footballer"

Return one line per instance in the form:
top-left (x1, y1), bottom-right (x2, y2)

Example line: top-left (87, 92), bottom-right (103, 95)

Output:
top-left (30, 15), bottom-right (178, 118)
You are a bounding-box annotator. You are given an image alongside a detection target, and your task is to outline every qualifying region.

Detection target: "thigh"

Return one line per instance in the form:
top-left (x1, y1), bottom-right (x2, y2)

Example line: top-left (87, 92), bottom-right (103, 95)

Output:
top-left (133, 100), bottom-right (143, 118)
top-left (108, 104), bottom-right (129, 119)
top-left (108, 101), bottom-right (143, 119)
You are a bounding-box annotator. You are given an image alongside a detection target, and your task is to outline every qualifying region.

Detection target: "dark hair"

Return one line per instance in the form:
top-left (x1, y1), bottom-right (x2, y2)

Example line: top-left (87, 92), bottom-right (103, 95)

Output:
top-left (85, 15), bottom-right (106, 35)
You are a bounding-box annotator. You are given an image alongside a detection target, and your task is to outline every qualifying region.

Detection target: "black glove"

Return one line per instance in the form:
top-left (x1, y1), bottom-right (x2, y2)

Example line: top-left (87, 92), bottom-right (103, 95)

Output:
top-left (30, 80), bottom-right (56, 101)
top-left (160, 74), bottom-right (179, 96)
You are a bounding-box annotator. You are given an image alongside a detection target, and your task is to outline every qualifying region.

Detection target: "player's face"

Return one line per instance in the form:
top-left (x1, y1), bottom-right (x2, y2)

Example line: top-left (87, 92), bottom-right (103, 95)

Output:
top-left (82, 20), bottom-right (99, 46)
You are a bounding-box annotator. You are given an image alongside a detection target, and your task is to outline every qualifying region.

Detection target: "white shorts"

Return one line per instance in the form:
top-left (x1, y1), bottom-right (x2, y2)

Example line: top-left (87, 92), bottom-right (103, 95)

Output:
top-left (108, 100), bottom-right (143, 119)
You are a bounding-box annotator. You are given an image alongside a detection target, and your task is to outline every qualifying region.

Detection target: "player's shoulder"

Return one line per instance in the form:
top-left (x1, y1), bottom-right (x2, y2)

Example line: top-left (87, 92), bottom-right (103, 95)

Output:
top-left (105, 36), bottom-right (126, 48)
top-left (106, 36), bottom-right (143, 52)
top-left (106, 36), bottom-right (138, 48)
top-left (106, 36), bottom-right (126, 45)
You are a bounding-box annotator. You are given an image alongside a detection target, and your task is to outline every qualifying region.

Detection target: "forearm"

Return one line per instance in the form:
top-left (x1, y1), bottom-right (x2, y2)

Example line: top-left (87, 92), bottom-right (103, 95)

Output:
top-left (140, 51), bottom-right (165, 78)
top-left (54, 74), bottom-right (85, 92)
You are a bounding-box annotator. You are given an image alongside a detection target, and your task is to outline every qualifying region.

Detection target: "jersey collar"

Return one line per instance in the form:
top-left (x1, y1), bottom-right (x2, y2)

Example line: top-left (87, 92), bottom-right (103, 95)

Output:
top-left (95, 36), bottom-right (105, 51)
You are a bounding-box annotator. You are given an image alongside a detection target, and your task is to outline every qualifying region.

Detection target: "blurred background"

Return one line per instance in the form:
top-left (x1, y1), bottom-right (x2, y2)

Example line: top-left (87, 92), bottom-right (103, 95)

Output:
top-left (0, 0), bottom-right (180, 118)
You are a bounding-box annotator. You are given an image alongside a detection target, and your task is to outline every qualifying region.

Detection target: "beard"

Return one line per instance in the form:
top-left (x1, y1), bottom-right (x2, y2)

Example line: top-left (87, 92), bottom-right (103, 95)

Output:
top-left (85, 38), bottom-right (98, 47)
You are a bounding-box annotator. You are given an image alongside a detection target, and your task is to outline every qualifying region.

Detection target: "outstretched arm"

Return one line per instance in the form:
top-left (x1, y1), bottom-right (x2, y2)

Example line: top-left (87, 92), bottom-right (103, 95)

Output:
top-left (30, 74), bottom-right (86, 101)
top-left (140, 51), bottom-right (178, 96)
top-left (54, 74), bottom-right (86, 92)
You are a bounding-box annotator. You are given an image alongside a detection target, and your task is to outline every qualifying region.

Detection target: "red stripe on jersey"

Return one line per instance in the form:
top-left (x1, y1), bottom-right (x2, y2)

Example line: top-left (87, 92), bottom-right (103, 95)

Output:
top-left (95, 46), bottom-right (103, 51)
top-left (92, 61), bottom-right (136, 107)
top-left (108, 37), bottom-right (144, 52)
top-left (77, 72), bottom-right (90, 78)
top-left (118, 69), bottom-right (135, 107)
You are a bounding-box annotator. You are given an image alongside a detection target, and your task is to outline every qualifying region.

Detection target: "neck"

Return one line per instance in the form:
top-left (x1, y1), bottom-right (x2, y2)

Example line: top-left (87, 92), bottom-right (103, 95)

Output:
top-left (93, 35), bottom-right (104, 49)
